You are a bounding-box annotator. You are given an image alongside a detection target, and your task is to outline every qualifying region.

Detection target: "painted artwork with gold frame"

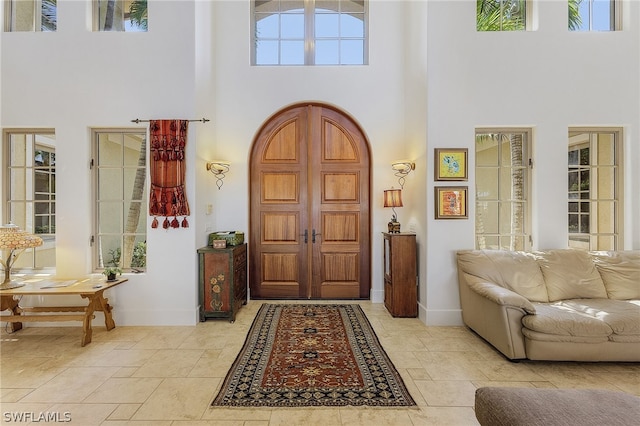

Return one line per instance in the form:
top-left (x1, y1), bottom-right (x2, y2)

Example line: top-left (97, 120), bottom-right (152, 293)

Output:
top-left (435, 186), bottom-right (468, 219)
top-left (434, 148), bottom-right (468, 181)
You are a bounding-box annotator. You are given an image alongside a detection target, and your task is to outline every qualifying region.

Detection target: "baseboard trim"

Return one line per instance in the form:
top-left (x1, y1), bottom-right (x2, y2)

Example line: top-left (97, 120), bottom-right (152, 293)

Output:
top-left (113, 309), bottom-right (198, 326)
top-left (425, 308), bottom-right (464, 326)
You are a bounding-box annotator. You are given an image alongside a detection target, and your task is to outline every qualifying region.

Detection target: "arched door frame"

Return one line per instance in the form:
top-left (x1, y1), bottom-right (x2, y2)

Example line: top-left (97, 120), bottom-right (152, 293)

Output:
top-left (248, 101), bottom-right (373, 299)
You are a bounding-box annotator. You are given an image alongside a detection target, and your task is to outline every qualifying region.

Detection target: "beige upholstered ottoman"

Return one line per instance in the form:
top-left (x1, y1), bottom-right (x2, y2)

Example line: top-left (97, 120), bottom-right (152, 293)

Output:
top-left (475, 387), bottom-right (640, 426)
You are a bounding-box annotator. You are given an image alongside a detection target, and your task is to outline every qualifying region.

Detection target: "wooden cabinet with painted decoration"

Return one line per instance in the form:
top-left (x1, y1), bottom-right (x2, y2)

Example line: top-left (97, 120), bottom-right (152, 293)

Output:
top-left (198, 244), bottom-right (247, 322)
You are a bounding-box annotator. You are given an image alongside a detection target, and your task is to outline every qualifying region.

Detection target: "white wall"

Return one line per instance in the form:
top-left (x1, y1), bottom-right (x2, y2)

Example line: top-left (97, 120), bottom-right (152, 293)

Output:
top-left (202, 0), bottom-right (411, 306)
top-left (1, 0), bottom-right (638, 327)
top-left (423, 0), bottom-right (640, 325)
top-left (402, 0), bottom-right (429, 321)
top-left (1, 1), bottom-right (200, 325)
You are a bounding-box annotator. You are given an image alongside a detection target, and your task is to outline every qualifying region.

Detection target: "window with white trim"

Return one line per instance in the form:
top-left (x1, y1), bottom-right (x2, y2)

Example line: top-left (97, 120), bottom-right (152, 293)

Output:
top-left (92, 129), bottom-right (147, 272)
top-left (252, 0), bottom-right (367, 65)
top-left (94, 0), bottom-right (147, 32)
top-left (475, 129), bottom-right (532, 251)
top-left (3, 129), bottom-right (56, 269)
top-left (569, 0), bottom-right (620, 31)
top-left (4, 0), bottom-right (57, 31)
top-left (568, 129), bottom-right (621, 250)
top-left (477, 0), bottom-right (531, 31)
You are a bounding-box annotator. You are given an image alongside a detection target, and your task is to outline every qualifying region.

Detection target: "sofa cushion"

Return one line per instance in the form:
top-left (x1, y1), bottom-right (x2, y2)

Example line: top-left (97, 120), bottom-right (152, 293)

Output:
top-left (559, 299), bottom-right (640, 336)
top-left (521, 328), bottom-right (609, 343)
top-left (610, 333), bottom-right (640, 343)
top-left (523, 302), bottom-right (613, 338)
top-left (457, 250), bottom-right (549, 302)
top-left (523, 299), bottom-right (640, 341)
top-left (533, 250), bottom-right (607, 302)
top-left (590, 251), bottom-right (640, 300)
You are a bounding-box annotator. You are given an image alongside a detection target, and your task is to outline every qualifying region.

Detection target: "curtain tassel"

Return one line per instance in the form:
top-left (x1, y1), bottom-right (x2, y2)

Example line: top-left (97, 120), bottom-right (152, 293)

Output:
top-left (151, 217), bottom-right (158, 229)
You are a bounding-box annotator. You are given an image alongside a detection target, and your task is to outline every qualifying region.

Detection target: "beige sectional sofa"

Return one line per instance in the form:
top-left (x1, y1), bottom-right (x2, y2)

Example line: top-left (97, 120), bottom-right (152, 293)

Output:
top-left (456, 249), bottom-right (640, 361)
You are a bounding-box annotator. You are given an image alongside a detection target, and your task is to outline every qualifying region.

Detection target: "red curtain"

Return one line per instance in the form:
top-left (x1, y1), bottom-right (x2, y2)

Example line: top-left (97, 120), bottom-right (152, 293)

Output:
top-left (149, 119), bottom-right (190, 229)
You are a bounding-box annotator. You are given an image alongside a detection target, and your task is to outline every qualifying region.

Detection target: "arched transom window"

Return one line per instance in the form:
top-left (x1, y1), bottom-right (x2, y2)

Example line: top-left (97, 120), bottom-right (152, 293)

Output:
top-left (252, 0), bottom-right (367, 65)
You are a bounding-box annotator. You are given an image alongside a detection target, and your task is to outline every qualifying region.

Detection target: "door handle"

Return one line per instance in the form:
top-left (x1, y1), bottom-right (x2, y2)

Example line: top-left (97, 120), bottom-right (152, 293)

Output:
top-left (312, 229), bottom-right (321, 243)
top-left (301, 229), bottom-right (308, 244)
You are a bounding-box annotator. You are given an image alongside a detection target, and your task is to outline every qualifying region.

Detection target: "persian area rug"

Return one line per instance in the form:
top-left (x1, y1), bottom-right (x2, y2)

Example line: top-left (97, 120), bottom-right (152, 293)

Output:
top-left (211, 303), bottom-right (416, 408)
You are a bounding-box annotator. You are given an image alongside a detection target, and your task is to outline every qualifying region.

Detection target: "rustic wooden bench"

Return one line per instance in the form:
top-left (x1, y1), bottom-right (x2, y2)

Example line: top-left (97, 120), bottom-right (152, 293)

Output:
top-left (0, 277), bottom-right (128, 346)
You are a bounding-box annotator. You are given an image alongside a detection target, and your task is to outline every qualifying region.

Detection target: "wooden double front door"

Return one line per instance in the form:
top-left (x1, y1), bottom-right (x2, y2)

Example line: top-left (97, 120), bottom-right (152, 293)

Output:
top-left (249, 103), bottom-right (371, 299)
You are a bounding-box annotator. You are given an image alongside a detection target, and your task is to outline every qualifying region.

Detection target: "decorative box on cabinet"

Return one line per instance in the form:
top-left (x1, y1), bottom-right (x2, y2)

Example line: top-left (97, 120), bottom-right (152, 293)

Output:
top-left (383, 232), bottom-right (417, 317)
top-left (197, 243), bottom-right (247, 322)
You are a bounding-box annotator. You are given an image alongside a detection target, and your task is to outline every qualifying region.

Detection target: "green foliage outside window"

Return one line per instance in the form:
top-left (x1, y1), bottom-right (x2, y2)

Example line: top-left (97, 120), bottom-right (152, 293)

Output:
top-left (129, 0), bottom-right (148, 30)
top-left (42, 0), bottom-right (57, 31)
top-left (98, 0), bottom-right (147, 31)
top-left (477, 0), bottom-right (527, 31)
top-left (477, 0), bottom-right (583, 31)
top-left (108, 242), bottom-right (146, 269)
top-left (568, 0), bottom-right (584, 30)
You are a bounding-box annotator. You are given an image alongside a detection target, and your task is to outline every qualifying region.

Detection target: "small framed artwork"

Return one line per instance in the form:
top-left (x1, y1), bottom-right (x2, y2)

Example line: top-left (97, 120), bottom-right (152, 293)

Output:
top-left (434, 148), bottom-right (468, 181)
top-left (435, 186), bottom-right (468, 219)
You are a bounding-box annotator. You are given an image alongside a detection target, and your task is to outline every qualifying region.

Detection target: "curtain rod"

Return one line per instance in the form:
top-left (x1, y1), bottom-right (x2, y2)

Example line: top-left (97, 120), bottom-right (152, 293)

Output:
top-left (130, 118), bottom-right (210, 124)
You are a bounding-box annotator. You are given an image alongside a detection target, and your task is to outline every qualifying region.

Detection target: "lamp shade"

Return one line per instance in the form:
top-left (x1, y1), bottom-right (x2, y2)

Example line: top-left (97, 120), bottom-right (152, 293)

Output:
top-left (383, 189), bottom-right (403, 208)
top-left (0, 224), bottom-right (43, 250)
top-left (1, 224), bottom-right (43, 289)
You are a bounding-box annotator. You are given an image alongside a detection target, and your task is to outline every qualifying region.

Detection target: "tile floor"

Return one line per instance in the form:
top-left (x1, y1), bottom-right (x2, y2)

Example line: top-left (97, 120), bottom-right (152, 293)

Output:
top-left (1, 300), bottom-right (638, 425)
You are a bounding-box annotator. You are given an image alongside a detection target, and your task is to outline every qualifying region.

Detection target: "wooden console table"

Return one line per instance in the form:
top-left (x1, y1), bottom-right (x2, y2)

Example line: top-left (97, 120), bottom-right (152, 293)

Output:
top-left (0, 277), bottom-right (128, 346)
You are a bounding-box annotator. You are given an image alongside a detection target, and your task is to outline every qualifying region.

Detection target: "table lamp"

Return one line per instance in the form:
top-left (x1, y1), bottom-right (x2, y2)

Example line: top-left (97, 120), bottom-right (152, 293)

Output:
top-left (384, 189), bottom-right (403, 233)
top-left (0, 224), bottom-right (43, 290)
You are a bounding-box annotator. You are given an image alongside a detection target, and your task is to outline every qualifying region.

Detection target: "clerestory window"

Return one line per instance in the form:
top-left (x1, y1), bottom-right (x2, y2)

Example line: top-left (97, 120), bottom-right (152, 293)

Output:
top-left (94, 0), bottom-right (147, 32)
top-left (252, 0), bottom-right (368, 65)
top-left (477, 0), bottom-right (531, 31)
top-left (569, 0), bottom-right (620, 31)
top-left (4, 0), bottom-right (57, 32)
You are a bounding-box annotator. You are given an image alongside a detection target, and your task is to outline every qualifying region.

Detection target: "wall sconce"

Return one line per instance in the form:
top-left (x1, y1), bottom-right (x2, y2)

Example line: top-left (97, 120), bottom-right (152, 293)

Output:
top-left (383, 189), bottom-right (403, 233)
top-left (0, 223), bottom-right (43, 289)
top-left (206, 161), bottom-right (230, 189)
top-left (391, 160), bottom-right (415, 189)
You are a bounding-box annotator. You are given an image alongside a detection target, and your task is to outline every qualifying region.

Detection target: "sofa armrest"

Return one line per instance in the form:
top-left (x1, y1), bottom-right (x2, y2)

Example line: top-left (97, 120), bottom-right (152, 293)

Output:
top-left (467, 281), bottom-right (537, 314)
top-left (458, 271), bottom-right (530, 360)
